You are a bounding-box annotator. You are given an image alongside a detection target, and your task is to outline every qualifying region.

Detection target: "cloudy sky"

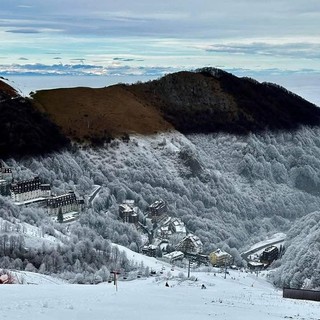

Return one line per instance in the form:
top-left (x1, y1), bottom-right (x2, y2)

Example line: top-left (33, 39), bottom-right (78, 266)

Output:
top-left (1, 0), bottom-right (320, 102)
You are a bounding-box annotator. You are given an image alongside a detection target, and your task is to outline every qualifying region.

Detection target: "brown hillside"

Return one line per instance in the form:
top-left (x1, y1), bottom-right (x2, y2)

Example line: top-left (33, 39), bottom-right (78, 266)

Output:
top-left (32, 85), bottom-right (173, 141)
top-left (31, 69), bottom-right (320, 143)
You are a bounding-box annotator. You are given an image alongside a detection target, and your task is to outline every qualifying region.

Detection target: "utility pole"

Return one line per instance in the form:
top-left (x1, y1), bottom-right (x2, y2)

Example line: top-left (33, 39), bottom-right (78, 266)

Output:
top-left (224, 259), bottom-right (227, 279)
top-left (111, 270), bottom-right (121, 291)
top-left (187, 259), bottom-right (191, 278)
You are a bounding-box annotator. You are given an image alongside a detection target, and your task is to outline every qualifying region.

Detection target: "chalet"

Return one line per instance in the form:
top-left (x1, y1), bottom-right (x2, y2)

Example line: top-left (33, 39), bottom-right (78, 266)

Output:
top-left (185, 252), bottom-right (210, 265)
top-left (158, 225), bottom-right (171, 238)
top-left (260, 246), bottom-right (279, 264)
top-left (176, 234), bottom-right (203, 254)
top-left (119, 200), bottom-right (139, 223)
top-left (248, 261), bottom-right (264, 270)
top-left (149, 200), bottom-right (167, 222)
top-left (209, 249), bottom-right (232, 267)
top-left (162, 251), bottom-right (184, 264)
top-left (169, 217), bottom-right (186, 236)
top-left (10, 177), bottom-right (52, 203)
top-left (47, 191), bottom-right (84, 216)
top-left (157, 217), bottom-right (186, 239)
top-left (153, 238), bottom-right (169, 252)
top-left (141, 245), bottom-right (157, 257)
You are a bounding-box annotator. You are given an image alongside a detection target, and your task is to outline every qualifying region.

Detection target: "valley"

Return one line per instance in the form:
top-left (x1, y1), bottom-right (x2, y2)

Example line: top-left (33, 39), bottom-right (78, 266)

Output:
top-left (0, 70), bottom-right (319, 292)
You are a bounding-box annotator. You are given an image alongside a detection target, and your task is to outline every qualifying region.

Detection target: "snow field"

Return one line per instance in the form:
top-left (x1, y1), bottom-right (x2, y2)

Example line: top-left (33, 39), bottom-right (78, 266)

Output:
top-left (1, 270), bottom-right (319, 320)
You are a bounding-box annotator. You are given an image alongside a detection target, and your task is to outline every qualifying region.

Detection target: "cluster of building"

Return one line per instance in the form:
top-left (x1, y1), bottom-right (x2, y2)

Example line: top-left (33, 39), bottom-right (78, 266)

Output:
top-left (119, 200), bottom-right (139, 223)
top-left (119, 198), bottom-right (233, 267)
top-left (156, 216), bottom-right (187, 239)
top-left (0, 161), bottom-right (84, 220)
top-left (247, 245), bottom-right (280, 270)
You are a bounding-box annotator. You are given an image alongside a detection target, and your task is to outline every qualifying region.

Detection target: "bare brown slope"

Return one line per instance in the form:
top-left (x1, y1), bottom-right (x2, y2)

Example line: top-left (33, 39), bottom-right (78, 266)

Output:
top-left (32, 85), bottom-right (173, 141)
top-left (31, 69), bottom-right (320, 143)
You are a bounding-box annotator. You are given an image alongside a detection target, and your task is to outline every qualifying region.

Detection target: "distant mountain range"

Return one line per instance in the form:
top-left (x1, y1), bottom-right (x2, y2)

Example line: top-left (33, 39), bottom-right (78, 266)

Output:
top-left (1, 68), bottom-right (320, 158)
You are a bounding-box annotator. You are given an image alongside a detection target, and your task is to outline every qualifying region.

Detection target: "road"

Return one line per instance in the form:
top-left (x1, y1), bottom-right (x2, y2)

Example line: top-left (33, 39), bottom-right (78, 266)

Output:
top-left (88, 185), bottom-right (102, 206)
top-left (241, 238), bottom-right (286, 263)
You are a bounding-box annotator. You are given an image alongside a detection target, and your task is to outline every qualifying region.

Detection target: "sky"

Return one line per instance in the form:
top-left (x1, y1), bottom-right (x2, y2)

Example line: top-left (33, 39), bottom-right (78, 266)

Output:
top-left (1, 0), bottom-right (320, 103)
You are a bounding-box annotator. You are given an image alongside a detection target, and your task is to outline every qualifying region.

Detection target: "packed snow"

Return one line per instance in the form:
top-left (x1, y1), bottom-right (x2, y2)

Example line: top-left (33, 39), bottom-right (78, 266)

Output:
top-left (2, 246), bottom-right (319, 320)
top-left (1, 269), bottom-right (319, 320)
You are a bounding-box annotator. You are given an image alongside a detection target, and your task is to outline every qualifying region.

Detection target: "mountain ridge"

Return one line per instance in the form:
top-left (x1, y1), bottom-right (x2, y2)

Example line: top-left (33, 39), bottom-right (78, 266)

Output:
top-left (31, 68), bottom-right (320, 142)
top-left (1, 68), bottom-right (320, 158)
top-left (129, 68), bottom-right (320, 133)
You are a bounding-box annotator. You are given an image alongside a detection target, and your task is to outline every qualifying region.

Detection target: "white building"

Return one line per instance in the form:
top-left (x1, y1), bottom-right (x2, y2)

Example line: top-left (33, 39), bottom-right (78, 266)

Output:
top-left (10, 177), bottom-right (52, 203)
top-left (47, 191), bottom-right (84, 216)
top-left (162, 251), bottom-right (184, 264)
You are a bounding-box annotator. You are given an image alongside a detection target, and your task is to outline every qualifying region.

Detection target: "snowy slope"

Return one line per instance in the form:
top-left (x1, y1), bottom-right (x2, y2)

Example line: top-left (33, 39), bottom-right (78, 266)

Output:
top-left (1, 245), bottom-right (318, 320)
top-left (0, 217), bottom-right (65, 249)
top-left (1, 270), bottom-right (319, 320)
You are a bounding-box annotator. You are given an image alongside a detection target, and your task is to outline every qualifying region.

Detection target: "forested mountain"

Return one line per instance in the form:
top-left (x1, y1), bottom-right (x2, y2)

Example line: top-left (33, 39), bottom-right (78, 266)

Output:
top-left (0, 70), bottom-right (319, 289)
top-left (1, 128), bottom-right (320, 288)
top-left (130, 68), bottom-right (320, 133)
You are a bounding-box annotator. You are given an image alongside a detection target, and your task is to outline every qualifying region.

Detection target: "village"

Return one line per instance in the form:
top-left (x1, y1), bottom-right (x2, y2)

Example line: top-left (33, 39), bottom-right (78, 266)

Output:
top-left (116, 197), bottom-right (283, 271)
top-left (0, 160), bottom-right (281, 271)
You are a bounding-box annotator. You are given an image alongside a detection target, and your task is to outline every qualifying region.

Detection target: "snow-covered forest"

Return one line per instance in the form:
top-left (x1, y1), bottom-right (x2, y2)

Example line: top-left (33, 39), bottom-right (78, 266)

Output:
top-left (1, 127), bottom-right (320, 288)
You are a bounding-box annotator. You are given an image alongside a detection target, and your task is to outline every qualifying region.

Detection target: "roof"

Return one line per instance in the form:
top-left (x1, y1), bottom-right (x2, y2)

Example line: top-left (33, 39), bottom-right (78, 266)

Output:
top-left (142, 245), bottom-right (157, 251)
top-left (188, 234), bottom-right (203, 247)
top-left (178, 234), bottom-right (203, 249)
top-left (162, 216), bottom-right (172, 226)
top-left (163, 251), bottom-right (184, 259)
top-left (264, 246), bottom-right (278, 253)
top-left (124, 199), bottom-right (135, 206)
top-left (171, 218), bottom-right (186, 233)
top-left (119, 203), bottom-right (134, 213)
top-left (212, 248), bottom-right (232, 258)
top-left (248, 261), bottom-right (264, 267)
top-left (40, 184), bottom-right (51, 190)
top-left (149, 200), bottom-right (166, 209)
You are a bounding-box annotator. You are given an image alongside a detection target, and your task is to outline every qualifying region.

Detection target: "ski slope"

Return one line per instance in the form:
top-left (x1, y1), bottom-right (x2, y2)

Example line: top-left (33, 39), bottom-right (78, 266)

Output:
top-left (1, 270), bottom-right (319, 320)
top-left (1, 245), bottom-right (319, 320)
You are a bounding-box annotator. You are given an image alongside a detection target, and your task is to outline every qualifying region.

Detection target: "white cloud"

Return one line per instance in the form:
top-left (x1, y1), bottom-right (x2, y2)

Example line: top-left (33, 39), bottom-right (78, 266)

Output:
top-left (0, 0), bottom-right (319, 75)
